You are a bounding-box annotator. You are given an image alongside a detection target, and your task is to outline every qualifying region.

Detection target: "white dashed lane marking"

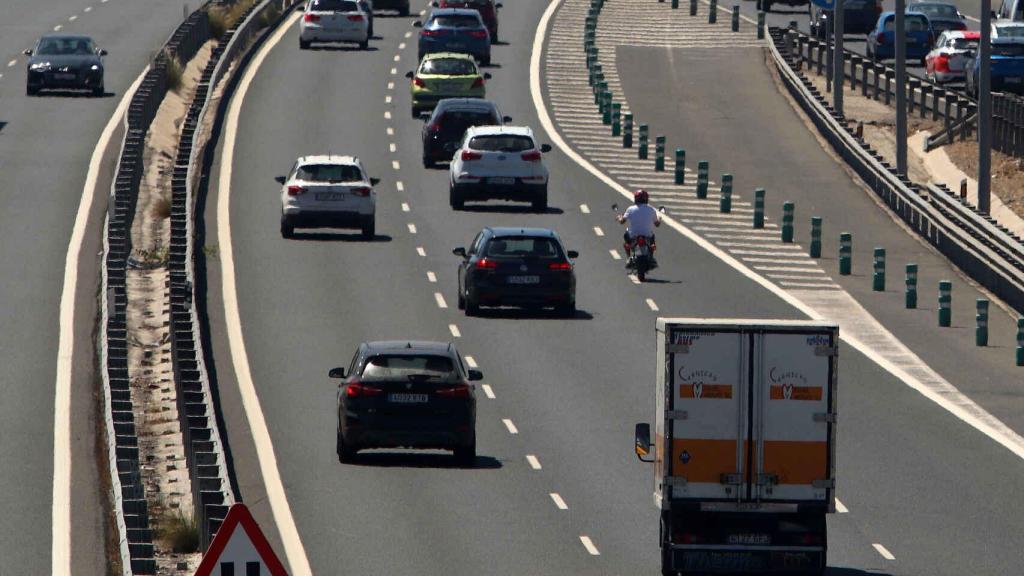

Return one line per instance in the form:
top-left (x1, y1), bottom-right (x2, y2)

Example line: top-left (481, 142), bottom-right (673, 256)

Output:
top-left (580, 203), bottom-right (590, 214)
top-left (384, 111), bottom-right (392, 119)
top-left (84, 6), bottom-right (92, 12)
top-left (387, 127), bottom-right (394, 135)
top-left (407, 223), bottom-right (417, 234)
top-left (53, 24), bottom-right (62, 31)
top-left (448, 324), bottom-right (461, 338)
top-left (609, 249), bottom-right (621, 260)
top-left (481, 384), bottom-right (495, 399)
top-left (405, 31), bottom-right (412, 38)
top-left (549, 493), bottom-right (569, 510)
top-left (465, 356), bottom-right (478, 368)
top-left (580, 536), bottom-right (600, 556)
top-left (401, 202), bottom-right (410, 212)
top-left (392, 160), bottom-right (400, 170)
top-left (398, 42), bottom-right (406, 50)
top-left (873, 543), bottom-right (895, 560)
top-left (835, 498), bottom-right (849, 513)
top-left (390, 67), bottom-right (397, 75)
top-left (593, 226), bottom-right (604, 237)
top-left (396, 180), bottom-right (404, 191)
top-left (393, 54), bottom-right (400, 62)
top-left (526, 454), bottom-right (542, 469)
top-left (69, 15), bottom-right (77, 21)
top-left (389, 142), bottom-right (396, 152)
top-left (434, 292), bottom-right (448, 309)
top-left (416, 246), bottom-right (426, 257)
top-left (7, 60), bottom-right (16, 67)
top-left (387, 81), bottom-right (394, 90)
top-left (646, 298), bottom-right (659, 311)
top-left (386, 95), bottom-right (393, 104)
top-left (502, 418), bottom-right (518, 434)
top-left (426, 271), bottom-right (437, 282)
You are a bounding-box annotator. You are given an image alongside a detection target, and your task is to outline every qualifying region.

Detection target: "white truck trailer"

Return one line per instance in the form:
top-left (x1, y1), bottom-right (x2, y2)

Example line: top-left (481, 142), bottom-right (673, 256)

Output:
top-left (634, 318), bottom-right (838, 575)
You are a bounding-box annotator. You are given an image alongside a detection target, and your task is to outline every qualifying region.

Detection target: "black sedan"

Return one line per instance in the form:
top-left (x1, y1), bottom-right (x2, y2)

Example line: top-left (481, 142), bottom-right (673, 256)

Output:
top-left (24, 34), bottom-right (106, 96)
top-left (422, 98), bottom-right (509, 168)
top-left (454, 227), bottom-right (578, 316)
top-left (331, 341), bottom-right (481, 464)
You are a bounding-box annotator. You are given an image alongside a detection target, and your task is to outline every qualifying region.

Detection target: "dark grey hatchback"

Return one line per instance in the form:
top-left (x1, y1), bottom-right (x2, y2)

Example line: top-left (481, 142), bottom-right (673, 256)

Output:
top-left (331, 341), bottom-right (481, 464)
top-left (24, 34), bottom-right (106, 96)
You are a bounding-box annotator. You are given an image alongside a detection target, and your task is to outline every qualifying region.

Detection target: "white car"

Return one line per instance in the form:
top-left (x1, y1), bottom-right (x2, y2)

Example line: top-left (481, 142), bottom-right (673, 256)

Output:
top-left (925, 30), bottom-right (980, 82)
top-left (279, 155), bottom-right (377, 239)
top-left (448, 126), bottom-right (552, 211)
top-left (299, 0), bottom-right (370, 50)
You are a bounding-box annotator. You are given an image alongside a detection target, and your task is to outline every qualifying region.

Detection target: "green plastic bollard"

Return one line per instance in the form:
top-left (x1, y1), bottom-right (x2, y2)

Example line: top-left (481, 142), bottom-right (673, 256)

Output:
top-left (603, 95), bottom-right (613, 124)
top-left (611, 103), bottom-right (621, 136)
top-left (638, 125), bottom-right (649, 159)
top-left (938, 280), bottom-right (952, 327)
top-left (709, 0), bottom-right (717, 23)
top-left (594, 79), bottom-right (605, 104)
top-left (872, 247), bottom-right (886, 291)
top-left (732, 5), bottom-right (739, 31)
top-left (757, 11), bottom-right (765, 39)
top-left (696, 161), bottom-right (709, 198)
top-left (905, 263), bottom-right (918, 309)
top-left (674, 149), bottom-right (686, 184)
top-left (976, 299), bottom-right (989, 347)
top-left (809, 217), bottom-right (822, 258)
top-left (690, 0), bottom-right (698, 15)
top-left (655, 136), bottom-right (666, 171)
top-left (672, 0), bottom-right (679, 7)
top-left (753, 188), bottom-right (765, 228)
top-left (720, 174), bottom-right (733, 213)
top-left (623, 113), bottom-right (634, 148)
top-left (781, 202), bottom-right (794, 243)
top-left (1016, 318), bottom-right (1024, 366)
top-left (839, 232), bottom-right (852, 275)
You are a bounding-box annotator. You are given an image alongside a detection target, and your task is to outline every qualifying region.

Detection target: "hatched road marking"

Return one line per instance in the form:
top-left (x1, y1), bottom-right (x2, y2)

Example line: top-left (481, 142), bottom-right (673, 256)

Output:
top-left (407, 223), bottom-right (416, 234)
top-left (416, 246), bottom-right (426, 257)
top-left (465, 356), bottom-right (478, 368)
top-left (646, 298), bottom-right (659, 311)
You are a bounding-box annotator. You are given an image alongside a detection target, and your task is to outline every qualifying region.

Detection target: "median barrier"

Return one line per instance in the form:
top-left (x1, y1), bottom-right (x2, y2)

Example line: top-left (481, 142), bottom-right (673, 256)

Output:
top-left (720, 174), bottom-right (733, 213)
top-left (781, 201), bottom-right (794, 243)
top-left (753, 188), bottom-right (765, 228)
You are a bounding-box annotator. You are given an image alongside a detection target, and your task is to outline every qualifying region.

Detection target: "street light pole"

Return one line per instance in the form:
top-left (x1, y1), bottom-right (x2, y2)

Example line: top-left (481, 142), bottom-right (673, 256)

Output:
top-left (979, 0), bottom-right (992, 214)
top-left (833, 0), bottom-right (844, 115)
top-left (895, 0), bottom-right (907, 175)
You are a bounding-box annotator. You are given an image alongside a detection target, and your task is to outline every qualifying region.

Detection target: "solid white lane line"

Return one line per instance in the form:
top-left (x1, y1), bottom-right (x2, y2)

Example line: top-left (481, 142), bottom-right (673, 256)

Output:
top-left (416, 246), bottom-right (426, 257)
top-left (217, 11), bottom-right (312, 574)
top-left (386, 126), bottom-right (394, 135)
top-left (426, 271), bottom-right (437, 282)
top-left (465, 355), bottom-right (478, 368)
top-left (407, 223), bottom-right (416, 234)
top-left (646, 298), bottom-right (659, 311)
top-left (609, 249), bottom-right (621, 260)
top-left (835, 498), bottom-right (849, 513)
top-left (526, 454), bottom-right (542, 469)
top-left (550, 493), bottom-right (569, 510)
top-left (434, 293), bottom-right (448, 309)
top-left (401, 202), bottom-right (410, 212)
top-left (873, 543), bottom-right (895, 560)
top-left (593, 226), bottom-right (604, 237)
top-left (580, 536), bottom-right (600, 555)
top-left (503, 418), bottom-right (519, 434)
top-left (481, 384), bottom-right (495, 399)
top-left (392, 160), bottom-right (400, 170)
top-left (448, 324), bottom-right (461, 338)
top-left (396, 180), bottom-right (404, 191)
top-left (580, 203), bottom-right (590, 213)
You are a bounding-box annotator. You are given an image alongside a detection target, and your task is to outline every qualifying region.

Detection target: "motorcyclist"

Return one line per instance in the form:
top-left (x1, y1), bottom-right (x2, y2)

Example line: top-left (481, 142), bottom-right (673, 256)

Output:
top-left (616, 189), bottom-right (661, 267)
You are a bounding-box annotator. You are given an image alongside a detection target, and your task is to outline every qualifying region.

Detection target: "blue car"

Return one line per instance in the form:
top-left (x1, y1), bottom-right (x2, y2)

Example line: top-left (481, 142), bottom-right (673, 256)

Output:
top-left (416, 8), bottom-right (491, 65)
top-left (866, 11), bottom-right (935, 63)
top-left (965, 39), bottom-right (1024, 96)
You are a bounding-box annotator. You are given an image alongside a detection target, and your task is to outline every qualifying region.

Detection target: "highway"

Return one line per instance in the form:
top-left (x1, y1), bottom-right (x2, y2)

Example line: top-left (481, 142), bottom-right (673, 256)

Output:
top-left (0, 0), bottom-right (202, 572)
top-left (201, 1), bottom-right (1024, 575)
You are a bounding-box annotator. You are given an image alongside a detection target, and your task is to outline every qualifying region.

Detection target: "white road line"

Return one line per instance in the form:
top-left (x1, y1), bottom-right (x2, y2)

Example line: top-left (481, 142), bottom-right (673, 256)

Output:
top-left (7, 59), bottom-right (16, 67)
top-left (405, 31), bottom-right (412, 38)
top-left (387, 81), bottom-right (394, 90)
top-left (526, 454), bottom-right (542, 469)
top-left (401, 202), bottom-right (410, 212)
top-left (393, 54), bottom-right (400, 62)
top-left (550, 493), bottom-right (569, 510)
top-left (419, 8), bottom-right (426, 15)
top-left (407, 223), bottom-right (417, 234)
top-left (629, 274), bottom-right (641, 284)
top-left (742, 257), bottom-right (818, 265)
top-left (767, 273), bottom-right (832, 281)
top-left (835, 498), bottom-right (849, 513)
top-left (386, 95), bottom-right (393, 104)
top-left (384, 110), bottom-right (392, 119)
top-left (593, 226), bottom-right (604, 237)
top-left (434, 292), bottom-right (448, 309)
top-left (69, 15), bottom-right (78, 21)
top-left (390, 67), bottom-right (397, 75)
top-left (580, 203), bottom-right (590, 213)
top-left (426, 271), bottom-right (437, 282)
top-left (389, 142), bottom-right (396, 152)
top-left (503, 418), bottom-right (519, 434)
top-left (392, 160), bottom-right (400, 170)
top-left (386, 126), bottom-right (394, 135)
top-left (416, 246), bottom-right (426, 257)
top-left (481, 384), bottom-right (495, 398)
top-left (216, 12), bottom-right (312, 574)
top-left (0, 73), bottom-right (4, 79)
top-left (753, 265), bottom-right (827, 274)
top-left (465, 355), bottom-right (478, 368)
top-left (396, 180), bottom-right (404, 191)
top-left (780, 281), bottom-right (841, 288)
top-left (84, 6), bottom-right (92, 12)
top-left (580, 536), bottom-right (601, 555)
top-left (398, 42), bottom-right (406, 50)
top-left (53, 24), bottom-right (62, 31)
top-left (646, 298), bottom-right (659, 311)
top-left (609, 249), bottom-right (621, 260)
top-left (449, 324), bottom-right (461, 338)
top-left (873, 543), bottom-right (895, 560)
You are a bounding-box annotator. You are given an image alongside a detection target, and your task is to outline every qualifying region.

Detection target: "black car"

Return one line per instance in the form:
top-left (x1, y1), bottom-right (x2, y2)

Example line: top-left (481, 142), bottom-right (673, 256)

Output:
top-left (908, 2), bottom-right (967, 33)
top-left (331, 341), bottom-right (481, 463)
top-left (24, 34), bottom-right (106, 96)
top-left (371, 0), bottom-right (410, 15)
top-left (422, 98), bottom-right (509, 167)
top-left (811, 0), bottom-right (883, 38)
top-left (454, 227), bottom-right (578, 316)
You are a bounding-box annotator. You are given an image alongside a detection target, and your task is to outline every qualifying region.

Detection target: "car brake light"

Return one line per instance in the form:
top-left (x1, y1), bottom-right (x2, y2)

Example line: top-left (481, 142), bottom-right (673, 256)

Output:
top-left (436, 384), bottom-right (471, 398)
top-left (468, 30), bottom-right (488, 39)
top-left (548, 261), bottom-right (571, 271)
top-left (876, 31), bottom-right (886, 44)
top-left (679, 533), bottom-right (704, 544)
top-left (422, 29), bottom-right (444, 36)
top-left (348, 14), bottom-right (364, 21)
top-left (636, 236), bottom-right (648, 246)
top-left (351, 187), bottom-right (371, 197)
top-left (475, 257), bottom-right (498, 269)
top-left (413, 76), bottom-right (426, 87)
top-left (346, 382), bottom-right (383, 398)
top-left (521, 150), bottom-right (542, 162)
top-left (461, 150), bottom-right (483, 161)
top-left (935, 54), bottom-right (950, 72)
top-left (304, 13), bottom-right (320, 22)
top-left (471, 77), bottom-right (485, 88)
top-left (287, 185), bottom-right (306, 196)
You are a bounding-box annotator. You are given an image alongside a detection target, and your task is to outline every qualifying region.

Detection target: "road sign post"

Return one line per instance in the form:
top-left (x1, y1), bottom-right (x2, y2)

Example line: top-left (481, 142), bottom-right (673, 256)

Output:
top-left (980, 0), bottom-right (993, 214)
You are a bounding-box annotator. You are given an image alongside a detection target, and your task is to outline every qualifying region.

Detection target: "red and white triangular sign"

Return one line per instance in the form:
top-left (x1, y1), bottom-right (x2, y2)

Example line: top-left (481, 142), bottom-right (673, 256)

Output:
top-left (195, 503), bottom-right (289, 576)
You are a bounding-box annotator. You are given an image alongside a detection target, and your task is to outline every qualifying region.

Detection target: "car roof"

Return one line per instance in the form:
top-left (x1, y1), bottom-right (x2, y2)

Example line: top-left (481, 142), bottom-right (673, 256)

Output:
top-left (40, 34), bottom-right (94, 41)
top-left (296, 154), bottom-right (361, 165)
top-left (435, 98), bottom-right (499, 111)
top-left (363, 341), bottom-right (454, 355)
top-left (486, 227), bottom-right (560, 239)
top-left (994, 21), bottom-right (1024, 28)
top-left (465, 125), bottom-right (533, 137)
top-left (422, 51), bottom-right (477, 61)
top-left (429, 8), bottom-right (482, 17)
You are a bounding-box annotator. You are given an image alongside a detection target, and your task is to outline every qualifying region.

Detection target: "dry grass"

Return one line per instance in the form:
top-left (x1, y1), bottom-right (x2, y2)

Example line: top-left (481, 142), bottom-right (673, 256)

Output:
top-left (946, 141), bottom-right (1024, 215)
top-left (165, 52), bottom-right (184, 94)
top-left (154, 509), bottom-right (199, 553)
top-left (208, 0), bottom-right (260, 39)
top-left (151, 194), bottom-right (172, 220)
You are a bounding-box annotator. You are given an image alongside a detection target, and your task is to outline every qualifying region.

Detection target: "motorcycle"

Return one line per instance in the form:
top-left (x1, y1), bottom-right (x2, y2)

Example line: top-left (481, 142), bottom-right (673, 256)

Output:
top-left (613, 204), bottom-right (666, 283)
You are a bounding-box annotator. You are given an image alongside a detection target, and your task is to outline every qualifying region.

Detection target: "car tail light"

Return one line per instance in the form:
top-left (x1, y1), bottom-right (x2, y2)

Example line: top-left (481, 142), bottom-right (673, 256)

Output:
top-left (471, 77), bottom-right (485, 88)
top-left (876, 31), bottom-right (886, 44)
top-left (548, 261), bottom-right (571, 271)
top-left (422, 29), bottom-right (444, 36)
top-left (436, 384), bottom-right (471, 398)
top-left (521, 150), bottom-right (542, 162)
top-left (475, 257), bottom-right (498, 269)
top-left (636, 236), bottom-right (648, 246)
top-left (304, 13), bottom-right (320, 22)
top-left (461, 150), bottom-right (483, 161)
top-left (468, 30), bottom-right (488, 39)
top-left (287, 185), bottom-right (306, 196)
top-left (346, 382), bottom-right (383, 398)
top-left (678, 533), bottom-right (704, 544)
top-left (413, 76), bottom-right (426, 87)
top-left (348, 14), bottom-right (364, 21)
top-left (351, 187), bottom-right (371, 197)
top-left (800, 533), bottom-right (824, 546)
top-left (935, 54), bottom-right (950, 72)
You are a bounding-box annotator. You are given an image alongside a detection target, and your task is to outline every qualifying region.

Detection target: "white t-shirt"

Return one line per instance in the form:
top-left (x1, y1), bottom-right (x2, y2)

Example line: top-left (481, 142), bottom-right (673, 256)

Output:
top-left (624, 204), bottom-right (658, 237)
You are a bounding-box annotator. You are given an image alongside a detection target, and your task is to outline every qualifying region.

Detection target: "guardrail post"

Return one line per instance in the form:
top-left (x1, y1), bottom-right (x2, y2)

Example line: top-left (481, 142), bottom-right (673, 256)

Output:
top-left (850, 56), bottom-right (860, 92)
top-left (908, 78), bottom-right (918, 115)
top-left (938, 280), bottom-right (952, 327)
top-left (816, 44), bottom-right (825, 75)
top-left (697, 161), bottom-right (709, 198)
top-left (905, 263), bottom-right (917, 308)
top-left (861, 59), bottom-right (869, 97)
top-left (709, 0), bottom-right (717, 23)
top-left (732, 6), bottom-right (739, 31)
top-left (690, 0), bottom-right (698, 16)
top-left (623, 113), bottom-right (633, 147)
top-left (944, 93), bottom-right (954, 137)
top-left (933, 87), bottom-right (944, 121)
top-left (757, 12), bottom-right (765, 39)
top-left (1016, 318), bottom-right (1024, 366)
top-left (638, 124), bottom-right (649, 159)
top-left (655, 136), bottom-right (666, 171)
top-left (753, 188), bottom-right (765, 228)
top-left (675, 149), bottom-right (686, 184)
top-left (884, 70), bottom-right (893, 106)
top-left (976, 299), bottom-right (989, 347)
top-left (872, 247), bottom-right (886, 291)
top-left (920, 83), bottom-right (929, 119)
top-left (872, 64), bottom-right (882, 100)
top-left (839, 232), bottom-right (852, 275)
top-left (781, 202), bottom-right (794, 243)
top-left (809, 217), bottom-right (822, 258)
top-left (720, 174), bottom-right (733, 213)
top-left (611, 103), bottom-right (621, 136)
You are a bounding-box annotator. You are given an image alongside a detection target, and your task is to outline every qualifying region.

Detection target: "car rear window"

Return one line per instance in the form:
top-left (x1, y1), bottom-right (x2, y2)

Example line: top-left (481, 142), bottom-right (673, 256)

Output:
top-left (431, 15), bottom-right (482, 27)
top-left (36, 37), bottom-right (96, 55)
top-left (310, 0), bottom-right (359, 11)
top-left (912, 3), bottom-right (959, 17)
top-left (993, 42), bottom-right (1024, 56)
top-left (468, 134), bottom-right (534, 152)
top-left (485, 237), bottom-right (562, 259)
top-left (445, 0), bottom-right (492, 6)
top-left (421, 58), bottom-right (478, 75)
top-left (361, 355), bottom-right (455, 380)
top-left (952, 38), bottom-right (979, 49)
top-left (997, 25), bottom-right (1024, 38)
top-left (884, 15), bottom-right (929, 31)
top-left (439, 111), bottom-right (498, 134)
top-left (295, 163), bottom-right (363, 182)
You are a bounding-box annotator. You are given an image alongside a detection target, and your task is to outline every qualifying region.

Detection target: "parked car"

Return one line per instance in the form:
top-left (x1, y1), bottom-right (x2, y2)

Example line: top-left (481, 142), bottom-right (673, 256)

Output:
top-left (432, 0), bottom-right (502, 42)
top-left (454, 227), bottom-right (578, 316)
top-left (331, 341), bottom-right (481, 464)
top-left (368, 0), bottom-right (410, 16)
top-left (24, 34), bottom-right (106, 96)
top-left (448, 125), bottom-right (552, 210)
top-left (406, 52), bottom-right (490, 118)
top-left (415, 8), bottom-right (491, 65)
top-left (908, 2), bottom-right (967, 33)
top-left (996, 0), bottom-right (1024, 21)
top-left (925, 30), bottom-right (980, 82)
top-left (810, 0), bottom-right (883, 38)
top-left (866, 11), bottom-right (935, 63)
top-left (277, 155), bottom-right (378, 239)
top-left (421, 98), bottom-right (510, 167)
top-left (965, 39), bottom-right (1024, 96)
top-left (299, 0), bottom-right (370, 50)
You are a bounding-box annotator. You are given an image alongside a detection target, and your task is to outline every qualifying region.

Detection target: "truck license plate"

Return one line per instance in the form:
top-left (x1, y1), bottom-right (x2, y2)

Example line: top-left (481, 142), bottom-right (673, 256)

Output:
top-left (727, 533), bottom-right (771, 545)
top-left (507, 275), bottom-right (539, 284)
top-left (388, 393), bottom-right (428, 403)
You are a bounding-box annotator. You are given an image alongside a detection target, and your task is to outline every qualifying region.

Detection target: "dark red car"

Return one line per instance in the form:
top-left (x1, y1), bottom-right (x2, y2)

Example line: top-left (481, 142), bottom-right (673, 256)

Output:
top-left (434, 0), bottom-right (502, 42)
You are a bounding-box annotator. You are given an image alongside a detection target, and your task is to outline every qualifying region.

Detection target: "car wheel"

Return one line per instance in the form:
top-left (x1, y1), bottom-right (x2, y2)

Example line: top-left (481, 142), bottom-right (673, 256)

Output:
top-left (554, 299), bottom-right (576, 318)
top-left (369, 23), bottom-right (374, 37)
top-left (450, 184), bottom-right (465, 210)
top-left (26, 84), bottom-right (39, 96)
top-left (492, 30), bottom-right (499, 43)
top-left (300, 39), bottom-right (311, 50)
top-left (360, 39), bottom-right (370, 50)
top-left (361, 217), bottom-right (375, 240)
top-left (457, 287), bottom-right (466, 310)
top-left (532, 188), bottom-right (548, 212)
top-left (280, 217), bottom-right (295, 239)
top-left (453, 435), bottom-right (476, 465)
top-left (465, 292), bottom-right (480, 316)
top-left (337, 429), bottom-right (357, 463)
top-left (412, 108), bottom-right (421, 119)
top-left (92, 84), bottom-right (104, 97)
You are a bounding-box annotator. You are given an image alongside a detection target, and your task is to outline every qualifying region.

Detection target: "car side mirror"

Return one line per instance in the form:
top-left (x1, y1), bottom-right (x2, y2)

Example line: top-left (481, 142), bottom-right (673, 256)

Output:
top-left (22, 48), bottom-right (32, 56)
top-left (431, 0), bottom-right (439, 5)
top-left (274, 176), bottom-right (286, 184)
top-left (467, 369), bottom-right (483, 381)
top-left (567, 250), bottom-right (579, 259)
top-left (992, 10), bottom-right (998, 17)
top-left (453, 246), bottom-right (467, 258)
top-left (329, 367), bottom-right (346, 379)
top-left (540, 144), bottom-right (552, 153)
top-left (496, 2), bottom-right (503, 7)
top-left (98, 48), bottom-right (108, 56)
top-left (635, 423), bottom-right (654, 462)
top-left (502, 115), bottom-right (512, 123)
top-left (370, 177), bottom-right (381, 185)
top-left (413, 20), bottom-right (423, 27)
top-left (483, 72), bottom-right (492, 79)
top-left (405, 70), bottom-right (414, 78)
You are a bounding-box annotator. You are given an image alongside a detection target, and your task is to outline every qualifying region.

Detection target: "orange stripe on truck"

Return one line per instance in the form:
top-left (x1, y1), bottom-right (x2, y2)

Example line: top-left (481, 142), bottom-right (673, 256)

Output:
top-left (679, 384), bottom-right (733, 399)
top-left (763, 440), bottom-right (827, 485)
top-left (769, 385), bottom-right (823, 401)
top-left (671, 439), bottom-right (738, 483)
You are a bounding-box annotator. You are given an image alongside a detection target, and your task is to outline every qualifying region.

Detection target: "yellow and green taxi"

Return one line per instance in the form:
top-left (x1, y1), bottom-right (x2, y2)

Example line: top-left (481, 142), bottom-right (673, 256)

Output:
top-left (406, 52), bottom-right (490, 118)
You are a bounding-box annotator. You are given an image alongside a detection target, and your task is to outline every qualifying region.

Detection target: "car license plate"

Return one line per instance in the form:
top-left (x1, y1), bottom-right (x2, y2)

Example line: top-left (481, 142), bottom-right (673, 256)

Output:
top-left (54, 73), bottom-right (76, 81)
top-left (448, 43), bottom-right (465, 50)
top-left (489, 177), bottom-right (515, 185)
top-left (727, 533), bottom-right (771, 545)
top-left (388, 393), bottom-right (428, 403)
top-left (507, 275), bottom-right (540, 284)
top-left (315, 192), bottom-right (345, 201)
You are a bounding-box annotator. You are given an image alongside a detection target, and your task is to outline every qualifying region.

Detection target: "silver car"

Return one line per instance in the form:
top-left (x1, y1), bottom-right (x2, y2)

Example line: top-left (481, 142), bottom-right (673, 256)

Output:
top-left (299, 0), bottom-right (370, 50)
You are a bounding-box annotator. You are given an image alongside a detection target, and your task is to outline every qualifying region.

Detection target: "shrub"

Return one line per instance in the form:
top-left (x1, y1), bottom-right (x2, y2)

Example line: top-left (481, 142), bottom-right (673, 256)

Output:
top-left (165, 52), bottom-right (184, 94)
top-left (155, 509), bottom-right (199, 553)
top-left (151, 194), bottom-right (172, 220)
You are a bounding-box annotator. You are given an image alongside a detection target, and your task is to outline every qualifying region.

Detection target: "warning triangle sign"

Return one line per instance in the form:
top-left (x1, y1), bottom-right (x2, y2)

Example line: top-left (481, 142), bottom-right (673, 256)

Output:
top-left (195, 503), bottom-right (288, 576)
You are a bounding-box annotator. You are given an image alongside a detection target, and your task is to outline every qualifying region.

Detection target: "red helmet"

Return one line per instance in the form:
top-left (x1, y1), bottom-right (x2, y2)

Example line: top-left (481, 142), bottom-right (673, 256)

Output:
top-left (634, 189), bottom-right (649, 204)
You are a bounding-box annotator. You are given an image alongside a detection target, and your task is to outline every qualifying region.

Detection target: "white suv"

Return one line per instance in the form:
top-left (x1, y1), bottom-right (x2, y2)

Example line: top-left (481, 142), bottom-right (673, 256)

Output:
top-left (448, 126), bottom-right (552, 211)
top-left (279, 155), bottom-right (377, 239)
top-left (299, 0), bottom-right (370, 50)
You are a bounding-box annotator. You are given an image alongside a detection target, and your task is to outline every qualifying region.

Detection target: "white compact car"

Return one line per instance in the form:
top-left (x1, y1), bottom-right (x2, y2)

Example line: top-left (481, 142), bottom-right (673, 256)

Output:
top-left (279, 155), bottom-right (377, 239)
top-left (448, 126), bottom-right (552, 211)
top-left (925, 30), bottom-right (979, 83)
top-left (299, 0), bottom-right (370, 50)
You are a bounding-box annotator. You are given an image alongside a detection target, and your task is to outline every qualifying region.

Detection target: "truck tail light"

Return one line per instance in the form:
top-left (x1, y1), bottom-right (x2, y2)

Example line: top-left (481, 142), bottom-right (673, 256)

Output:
top-left (287, 185), bottom-right (307, 196)
top-left (461, 150), bottom-right (483, 161)
top-left (475, 257), bottom-right (498, 269)
top-left (304, 13), bottom-right (320, 22)
top-left (346, 382), bottom-right (383, 398)
top-left (351, 187), bottom-right (371, 197)
top-left (436, 384), bottom-right (471, 398)
top-left (521, 150), bottom-right (542, 162)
